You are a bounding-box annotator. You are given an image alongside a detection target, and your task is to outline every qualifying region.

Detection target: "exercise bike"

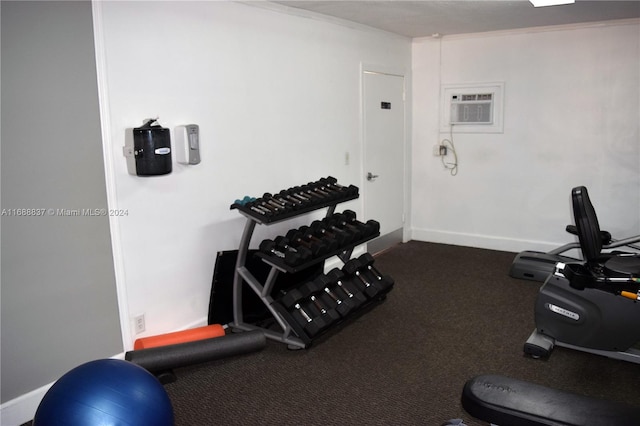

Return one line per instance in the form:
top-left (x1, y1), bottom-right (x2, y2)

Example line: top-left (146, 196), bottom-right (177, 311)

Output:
top-left (458, 186), bottom-right (640, 425)
top-left (523, 186), bottom-right (640, 363)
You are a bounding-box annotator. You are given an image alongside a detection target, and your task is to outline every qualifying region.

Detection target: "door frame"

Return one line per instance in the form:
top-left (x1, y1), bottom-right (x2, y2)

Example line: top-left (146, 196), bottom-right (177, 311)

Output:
top-left (360, 63), bottom-right (411, 252)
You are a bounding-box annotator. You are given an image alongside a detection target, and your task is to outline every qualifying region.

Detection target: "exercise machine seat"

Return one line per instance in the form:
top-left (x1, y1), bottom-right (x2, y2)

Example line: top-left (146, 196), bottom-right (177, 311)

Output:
top-left (569, 186), bottom-right (640, 286)
top-left (461, 374), bottom-right (640, 426)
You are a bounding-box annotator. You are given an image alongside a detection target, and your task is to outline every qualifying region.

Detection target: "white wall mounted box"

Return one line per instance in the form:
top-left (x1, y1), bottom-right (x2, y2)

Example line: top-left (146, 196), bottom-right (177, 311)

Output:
top-left (440, 82), bottom-right (505, 133)
top-left (175, 124), bottom-right (201, 165)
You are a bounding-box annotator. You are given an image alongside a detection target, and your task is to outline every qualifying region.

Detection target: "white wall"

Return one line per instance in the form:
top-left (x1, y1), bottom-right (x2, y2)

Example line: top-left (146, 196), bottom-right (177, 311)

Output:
top-left (95, 1), bottom-right (411, 347)
top-left (412, 21), bottom-right (640, 253)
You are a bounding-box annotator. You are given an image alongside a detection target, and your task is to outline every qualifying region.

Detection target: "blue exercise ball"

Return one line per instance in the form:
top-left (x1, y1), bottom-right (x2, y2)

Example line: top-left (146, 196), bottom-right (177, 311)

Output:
top-left (33, 358), bottom-right (174, 426)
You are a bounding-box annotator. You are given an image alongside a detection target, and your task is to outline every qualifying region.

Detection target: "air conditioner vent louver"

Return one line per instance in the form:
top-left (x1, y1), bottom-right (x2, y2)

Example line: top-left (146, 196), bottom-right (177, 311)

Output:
top-left (450, 93), bottom-right (493, 124)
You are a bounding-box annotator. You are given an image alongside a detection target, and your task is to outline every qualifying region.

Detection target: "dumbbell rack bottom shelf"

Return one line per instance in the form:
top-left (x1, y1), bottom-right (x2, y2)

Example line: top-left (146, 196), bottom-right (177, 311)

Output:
top-left (231, 290), bottom-right (389, 350)
top-left (272, 291), bottom-right (390, 348)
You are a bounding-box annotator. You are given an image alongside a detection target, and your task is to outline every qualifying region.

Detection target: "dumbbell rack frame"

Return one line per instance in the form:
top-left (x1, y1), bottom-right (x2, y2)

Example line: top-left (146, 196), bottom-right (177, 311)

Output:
top-left (229, 192), bottom-right (378, 349)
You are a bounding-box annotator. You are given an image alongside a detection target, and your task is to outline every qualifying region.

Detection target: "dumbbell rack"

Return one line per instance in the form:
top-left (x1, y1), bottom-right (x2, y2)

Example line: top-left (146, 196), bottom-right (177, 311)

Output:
top-left (228, 178), bottom-right (389, 349)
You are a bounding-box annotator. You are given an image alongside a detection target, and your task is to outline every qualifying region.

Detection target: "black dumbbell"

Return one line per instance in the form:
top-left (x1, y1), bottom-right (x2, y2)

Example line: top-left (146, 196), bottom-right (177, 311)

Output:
top-left (314, 275), bottom-right (356, 317)
top-left (292, 302), bottom-right (327, 337)
top-left (262, 193), bottom-right (295, 211)
top-left (288, 186), bottom-right (318, 201)
top-left (305, 182), bottom-right (339, 201)
top-left (285, 229), bottom-right (328, 256)
top-left (260, 196), bottom-right (290, 214)
top-left (357, 253), bottom-right (394, 292)
top-left (341, 210), bottom-right (380, 235)
top-left (245, 200), bottom-right (278, 216)
top-left (298, 226), bottom-right (340, 253)
top-left (320, 216), bottom-right (361, 241)
top-left (308, 294), bottom-right (340, 323)
top-left (322, 215), bottom-right (364, 241)
top-left (281, 288), bottom-right (304, 309)
top-left (326, 268), bottom-right (367, 306)
top-left (259, 239), bottom-right (302, 265)
top-left (236, 199), bottom-right (271, 216)
top-left (313, 183), bottom-right (347, 199)
top-left (309, 220), bottom-right (351, 246)
top-left (342, 259), bottom-right (383, 298)
top-left (319, 176), bottom-right (359, 197)
top-left (297, 280), bottom-right (341, 323)
top-left (336, 210), bottom-right (380, 237)
top-left (295, 185), bottom-right (329, 203)
top-left (275, 190), bottom-right (305, 208)
top-left (298, 280), bottom-right (321, 299)
top-left (260, 197), bottom-right (285, 212)
top-left (294, 303), bottom-right (313, 322)
top-left (281, 188), bottom-right (311, 204)
top-left (357, 253), bottom-right (387, 280)
top-left (308, 178), bottom-right (352, 199)
top-left (274, 236), bottom-right (312, 264)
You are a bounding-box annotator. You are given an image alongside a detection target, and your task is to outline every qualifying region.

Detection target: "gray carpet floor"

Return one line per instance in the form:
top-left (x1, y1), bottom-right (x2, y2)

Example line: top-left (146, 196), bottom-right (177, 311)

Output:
top-left (163, 241), bottom-right (640, 425)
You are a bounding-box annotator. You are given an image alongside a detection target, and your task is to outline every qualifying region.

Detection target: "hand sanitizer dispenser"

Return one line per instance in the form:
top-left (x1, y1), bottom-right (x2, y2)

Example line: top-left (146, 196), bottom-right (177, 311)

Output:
top-left (175, 124), bottom-right (200, 165)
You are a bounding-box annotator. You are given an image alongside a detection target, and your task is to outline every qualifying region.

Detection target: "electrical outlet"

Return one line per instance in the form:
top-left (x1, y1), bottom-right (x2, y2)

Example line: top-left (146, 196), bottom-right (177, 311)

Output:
top-left (433, 144), bottom-right (447, 156)
top-left (134, 314), bottom-right (146, 334)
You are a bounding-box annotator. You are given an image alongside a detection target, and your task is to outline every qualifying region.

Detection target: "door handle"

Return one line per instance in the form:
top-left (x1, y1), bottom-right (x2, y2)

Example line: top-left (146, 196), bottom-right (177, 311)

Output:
top-left (367, 172), bottom-right (379, 181)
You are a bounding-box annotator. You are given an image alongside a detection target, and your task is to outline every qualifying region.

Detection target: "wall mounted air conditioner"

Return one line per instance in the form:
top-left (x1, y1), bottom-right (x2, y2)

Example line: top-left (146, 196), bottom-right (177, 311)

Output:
top-left (450, 93), bottom-right (493, 125)
top-left (440, 82), bottom-right (504, 133)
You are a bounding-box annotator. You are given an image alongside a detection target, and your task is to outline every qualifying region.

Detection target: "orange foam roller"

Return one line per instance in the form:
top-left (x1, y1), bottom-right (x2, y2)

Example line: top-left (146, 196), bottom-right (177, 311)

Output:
top-left (134, 324), bottom-right (225, 350)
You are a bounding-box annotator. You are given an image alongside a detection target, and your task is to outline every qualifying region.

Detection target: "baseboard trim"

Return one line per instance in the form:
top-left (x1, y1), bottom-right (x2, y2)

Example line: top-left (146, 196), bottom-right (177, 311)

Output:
top-left (410, 228), bottom-right (570, 254)
top-left (367, 228), bottom-right (403, 255)
top-left (1, 382), bottom-right (52, 426)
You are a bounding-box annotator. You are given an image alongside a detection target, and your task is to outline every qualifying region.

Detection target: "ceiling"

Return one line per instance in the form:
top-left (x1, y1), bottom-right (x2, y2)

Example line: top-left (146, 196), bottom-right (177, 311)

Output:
top-left (271, 0), bottom-right (640, 38)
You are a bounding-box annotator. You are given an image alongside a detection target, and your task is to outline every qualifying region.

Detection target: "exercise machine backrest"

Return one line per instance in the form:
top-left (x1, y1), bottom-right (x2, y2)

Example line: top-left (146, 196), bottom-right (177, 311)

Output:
top-left (571, 186), bottom-right (603, 264)
top-left (567, 185), bottom-right (640, 287)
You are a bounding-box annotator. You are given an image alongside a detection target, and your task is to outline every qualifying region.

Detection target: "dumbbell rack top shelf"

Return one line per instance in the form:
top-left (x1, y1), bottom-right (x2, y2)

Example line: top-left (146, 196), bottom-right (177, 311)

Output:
top-left (229, 184), bottom-right (373, 349)
top-left (230, 192), bottom-right (359, 225)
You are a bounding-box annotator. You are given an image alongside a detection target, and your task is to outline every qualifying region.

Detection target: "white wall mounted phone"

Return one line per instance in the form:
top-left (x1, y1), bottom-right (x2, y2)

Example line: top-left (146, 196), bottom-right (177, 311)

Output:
top-left (175, 124), bottom-right (201, 165)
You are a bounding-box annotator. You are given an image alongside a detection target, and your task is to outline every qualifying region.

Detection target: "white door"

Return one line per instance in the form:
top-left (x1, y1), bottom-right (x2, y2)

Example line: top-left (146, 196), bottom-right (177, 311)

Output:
top-left (363, 71), bottom-right (405, 249)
